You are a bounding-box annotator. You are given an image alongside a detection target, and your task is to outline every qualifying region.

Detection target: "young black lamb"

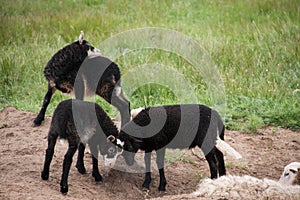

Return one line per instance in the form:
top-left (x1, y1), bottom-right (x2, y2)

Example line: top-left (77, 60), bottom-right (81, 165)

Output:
top-left (41, 99), bottom-right (120, 194)
top-left (33, 31), bottom-right (130, 127)
top-left (118, 104), bottom-right (228, 192)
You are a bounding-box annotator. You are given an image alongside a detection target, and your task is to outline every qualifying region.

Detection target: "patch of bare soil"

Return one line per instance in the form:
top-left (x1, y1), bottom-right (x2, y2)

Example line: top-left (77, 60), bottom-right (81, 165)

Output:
top-left (0, 106), bottom-right (299, 199)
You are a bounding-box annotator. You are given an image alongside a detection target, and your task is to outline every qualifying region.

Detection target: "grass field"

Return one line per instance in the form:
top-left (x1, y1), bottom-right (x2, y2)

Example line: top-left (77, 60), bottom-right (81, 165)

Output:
top-left (0, 0), bottom-right (299, 132)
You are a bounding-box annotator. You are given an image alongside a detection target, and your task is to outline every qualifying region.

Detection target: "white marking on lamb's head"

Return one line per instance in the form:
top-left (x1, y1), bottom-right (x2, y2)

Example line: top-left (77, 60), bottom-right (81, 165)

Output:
top-left (279, 162), bottom-right (300, 185)
top-left (93, 47), bottom-right (101, 54)
top-left (78, 31), bottom-right (101, 55)
top-left (104, 154), bottom-right (116, 168)
top-left (103, 149), bottom-right (123, 168)
top-left (79, 30), bottom-right (84, 45)
top-left (87, 47), bottom-right (101, 56)
top-left (117, 139), bottom-right (124, 148)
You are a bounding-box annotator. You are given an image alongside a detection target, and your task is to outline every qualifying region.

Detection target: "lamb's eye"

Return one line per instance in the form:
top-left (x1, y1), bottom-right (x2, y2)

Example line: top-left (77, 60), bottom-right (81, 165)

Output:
top-left (284, 172), bottom-right (289, 177)
top-left (108, 147), bottom-right (115, 154)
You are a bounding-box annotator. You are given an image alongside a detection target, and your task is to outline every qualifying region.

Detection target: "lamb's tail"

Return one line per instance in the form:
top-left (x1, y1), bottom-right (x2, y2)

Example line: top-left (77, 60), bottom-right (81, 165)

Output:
top-left (216, 136), bottom-right (242, 159)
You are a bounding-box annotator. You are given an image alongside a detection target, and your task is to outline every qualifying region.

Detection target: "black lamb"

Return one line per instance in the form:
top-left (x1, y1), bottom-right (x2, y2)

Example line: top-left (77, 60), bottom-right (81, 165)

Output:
top-left (33, 31), bottom-right (130, 127)
top-left (41, 99), bottom-right (120, 194)
top-left (118, 104), bottom-right (226, 191)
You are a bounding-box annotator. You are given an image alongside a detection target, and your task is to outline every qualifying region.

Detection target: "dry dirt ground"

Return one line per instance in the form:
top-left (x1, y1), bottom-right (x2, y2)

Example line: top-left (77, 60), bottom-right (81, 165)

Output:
top-left (0, 106), bottom-right (299, 200)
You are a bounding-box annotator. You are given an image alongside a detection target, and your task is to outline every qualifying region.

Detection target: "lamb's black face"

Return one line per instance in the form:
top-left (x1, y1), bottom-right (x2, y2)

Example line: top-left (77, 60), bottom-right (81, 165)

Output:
top-left (119, 132), bottom-right (140, 166)
top-left (121, 146), bottom-right (136, 166)
top-left (100, 140), bottom-right (119, 168)
top-left (99, 140), bottom-right (117, 157)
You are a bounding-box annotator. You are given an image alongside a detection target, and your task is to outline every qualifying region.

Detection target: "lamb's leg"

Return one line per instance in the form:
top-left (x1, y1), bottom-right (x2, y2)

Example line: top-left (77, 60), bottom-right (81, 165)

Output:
top-left (97, 77), bottom-right (130, 127)
top-left (75, 143), bottom-right (86, 174)
top-left (110, 84), bottom-right (131, 127)
top-left (74, 74), bottom-right (85, 100)
top-left (73, 75), bottom-right (86, 175)
top-left (142, 151), bottom-right (152, 190)
top-left (216, 148), bottom-right (226, 176)
top-left (205, 147), bottom-right (218, 179)
top-left (156, 149), bottom-right (167, 191)
top-left (60, 144), bottom-right (77, 194)
top-left (33, 84), bottom-right (56, 126)
top-left (89, 143), bottom-right (103, 183)
top-left (41, 133), bottom-right (58, 180)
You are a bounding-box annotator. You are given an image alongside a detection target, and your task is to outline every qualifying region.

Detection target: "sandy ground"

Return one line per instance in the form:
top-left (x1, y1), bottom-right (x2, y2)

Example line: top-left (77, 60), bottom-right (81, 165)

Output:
top-left (0, 106), bottom-right (299, 200)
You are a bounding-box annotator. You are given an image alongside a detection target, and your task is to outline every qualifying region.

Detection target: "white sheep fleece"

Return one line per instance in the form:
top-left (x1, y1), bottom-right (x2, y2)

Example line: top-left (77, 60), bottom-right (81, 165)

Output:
top-left (193, 175), bottom-right (300, 200)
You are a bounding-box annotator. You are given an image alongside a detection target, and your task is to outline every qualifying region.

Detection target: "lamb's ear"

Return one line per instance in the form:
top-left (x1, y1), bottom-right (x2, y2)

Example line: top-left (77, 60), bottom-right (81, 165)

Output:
top-left (107, 135), bottom-right (116, 142)
top-left (290, 169), bottom-right (297, 174)
top-left (79, 30), bottom-right (84, 45)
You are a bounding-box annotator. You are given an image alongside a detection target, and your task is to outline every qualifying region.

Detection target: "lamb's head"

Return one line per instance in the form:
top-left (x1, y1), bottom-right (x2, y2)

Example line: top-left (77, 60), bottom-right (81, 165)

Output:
top-left (100, 135), bottom-right (121, 168)
top-left (279, 162), bottom-right (300, 185)
top-left (118, 131), bottom-right (142, 166)
top-left (74, 30), bottom-right (101, 56)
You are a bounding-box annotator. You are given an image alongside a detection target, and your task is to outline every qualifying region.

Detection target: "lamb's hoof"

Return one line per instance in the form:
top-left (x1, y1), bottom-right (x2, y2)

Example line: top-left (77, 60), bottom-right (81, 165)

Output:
top-left (76, 165), bottom-right (86, 174)
top-left (41, 171), bottom-right (49, 180)
top-left (142, 182), bottom-right (150, 190)
top-left (95, 180), bottom-right (103, 185)
top-left (92, 173), bottom-right (103, 183)
top-left (60, 185), bottom-right (68, 194)
top-left (158, 186), bottom-right (166, 192)
top-left (32, 122), bottom-right (41, 127)
top-left (32, 118), bottom-right (43, 127)
top-left (158, 190), bottom-right (166, 194)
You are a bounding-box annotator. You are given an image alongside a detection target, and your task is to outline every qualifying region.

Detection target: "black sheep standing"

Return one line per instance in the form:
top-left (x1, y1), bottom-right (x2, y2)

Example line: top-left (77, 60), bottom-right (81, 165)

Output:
top-left (119, 104), bottom-right (227, 191)
top-left (41, 99), bottom-right (120, 194)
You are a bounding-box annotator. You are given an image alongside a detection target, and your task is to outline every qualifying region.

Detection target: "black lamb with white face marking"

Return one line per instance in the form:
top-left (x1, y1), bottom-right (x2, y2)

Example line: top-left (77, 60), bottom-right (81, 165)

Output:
top-left (119, 104), bottom-right (226, 192)
top-left (41, 99), bottom-right (120, 194)
top-left (33, 31), bottom-right (130, 128)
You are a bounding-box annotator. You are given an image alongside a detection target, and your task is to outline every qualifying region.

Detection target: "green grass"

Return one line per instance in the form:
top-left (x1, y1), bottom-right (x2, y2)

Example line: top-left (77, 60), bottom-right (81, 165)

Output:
top-left (0, 0), bottom-right (299, 132)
